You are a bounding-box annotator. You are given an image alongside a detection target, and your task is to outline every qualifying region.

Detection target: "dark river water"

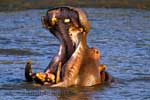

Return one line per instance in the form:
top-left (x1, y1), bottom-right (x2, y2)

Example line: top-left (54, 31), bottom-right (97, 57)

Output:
top-left (0, 8), bottom-right (150, 100)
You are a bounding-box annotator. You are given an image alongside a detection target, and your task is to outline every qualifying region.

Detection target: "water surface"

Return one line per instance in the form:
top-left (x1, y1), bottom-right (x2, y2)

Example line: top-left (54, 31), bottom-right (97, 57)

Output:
top-left (0, 8), bottom-right (150, 100)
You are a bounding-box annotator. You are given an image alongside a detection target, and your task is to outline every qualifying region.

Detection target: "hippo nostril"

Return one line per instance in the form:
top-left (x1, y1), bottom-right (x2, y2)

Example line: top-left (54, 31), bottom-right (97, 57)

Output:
top-left (96, 50), bottom-right (99, 54)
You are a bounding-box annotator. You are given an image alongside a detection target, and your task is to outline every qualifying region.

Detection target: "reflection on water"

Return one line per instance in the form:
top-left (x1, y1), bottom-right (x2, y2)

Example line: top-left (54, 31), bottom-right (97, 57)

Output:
top-left (0, 8), bottom-right (150, 100)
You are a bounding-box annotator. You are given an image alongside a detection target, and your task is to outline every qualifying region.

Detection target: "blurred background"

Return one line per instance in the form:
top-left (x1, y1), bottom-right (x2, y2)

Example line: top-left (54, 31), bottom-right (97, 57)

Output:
top-left (0, 0), bottom-right (150, 11)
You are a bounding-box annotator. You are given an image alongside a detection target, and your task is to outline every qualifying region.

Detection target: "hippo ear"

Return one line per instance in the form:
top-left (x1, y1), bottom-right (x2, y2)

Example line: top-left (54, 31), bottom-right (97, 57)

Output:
top-left (68, 7), bottom-right (91, 33)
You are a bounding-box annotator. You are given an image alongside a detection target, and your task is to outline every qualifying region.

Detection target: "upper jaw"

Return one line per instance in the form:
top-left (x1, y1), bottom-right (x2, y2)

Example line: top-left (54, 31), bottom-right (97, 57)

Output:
top-left (41, 7), bottom-right (85, 47)
top-left (41, 15), bottom-right (83, 47)
top-left (41, 16), bottom-right (51, 30)
top-left (41, 10), bottom-right (59, 30)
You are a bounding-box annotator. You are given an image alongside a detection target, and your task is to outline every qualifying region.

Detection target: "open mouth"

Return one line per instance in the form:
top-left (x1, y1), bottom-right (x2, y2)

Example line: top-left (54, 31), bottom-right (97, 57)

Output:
top-left (25, 7), bottom-right (111, 86)
top-left (41, 7), bottom-right (85, 75)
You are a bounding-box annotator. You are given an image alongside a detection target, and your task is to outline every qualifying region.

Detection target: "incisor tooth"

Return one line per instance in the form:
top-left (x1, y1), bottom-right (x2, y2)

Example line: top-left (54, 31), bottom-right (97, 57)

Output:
top-left (51, 17), bottom-right (58, 25)
top-left (64, 18), bottom-right (70, 23)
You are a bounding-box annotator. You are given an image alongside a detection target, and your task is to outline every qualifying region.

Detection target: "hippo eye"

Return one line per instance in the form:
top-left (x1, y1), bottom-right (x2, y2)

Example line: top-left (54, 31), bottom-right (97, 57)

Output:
top-left (64, 18), bottom-right (70, 23)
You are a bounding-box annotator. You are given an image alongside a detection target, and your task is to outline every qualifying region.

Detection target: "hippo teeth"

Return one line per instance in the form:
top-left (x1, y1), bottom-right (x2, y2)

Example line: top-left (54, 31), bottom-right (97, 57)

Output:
top-left (25, 60), bottom-right (33, 82)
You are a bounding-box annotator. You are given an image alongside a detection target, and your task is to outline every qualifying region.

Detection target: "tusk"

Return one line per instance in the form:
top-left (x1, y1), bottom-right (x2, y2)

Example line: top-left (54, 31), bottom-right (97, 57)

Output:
top-left (64, 18), bottom-right (70, 23)
top-left (51, 17), bottom-right (58, 25)
top-left (25, 60), bottom-right (33, 82)
top-left (36, 73), bottom-right (45, 82)
top-left (56, 61), bottom-right (62, 83)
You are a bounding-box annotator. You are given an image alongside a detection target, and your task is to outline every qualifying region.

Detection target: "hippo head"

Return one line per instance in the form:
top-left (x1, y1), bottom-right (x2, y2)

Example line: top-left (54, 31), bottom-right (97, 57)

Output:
top-left (25, 7), bottom-right (111, 86)
top-left (41, 6), bottom-right (90, 62)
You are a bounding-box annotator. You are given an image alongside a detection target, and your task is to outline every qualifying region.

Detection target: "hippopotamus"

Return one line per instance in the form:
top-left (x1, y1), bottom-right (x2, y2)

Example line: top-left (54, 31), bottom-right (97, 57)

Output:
top-left (25, 6), bottom-right (112, 87)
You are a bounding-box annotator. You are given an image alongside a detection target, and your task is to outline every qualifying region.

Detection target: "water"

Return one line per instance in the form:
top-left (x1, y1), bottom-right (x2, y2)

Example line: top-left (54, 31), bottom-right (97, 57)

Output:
top-left (0, 8), bottom-right (150, 100)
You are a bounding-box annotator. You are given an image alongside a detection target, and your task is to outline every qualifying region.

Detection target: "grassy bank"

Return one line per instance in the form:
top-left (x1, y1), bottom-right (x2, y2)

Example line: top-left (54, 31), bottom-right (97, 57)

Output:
top-left (0, 0), bottom-right (150, 11)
